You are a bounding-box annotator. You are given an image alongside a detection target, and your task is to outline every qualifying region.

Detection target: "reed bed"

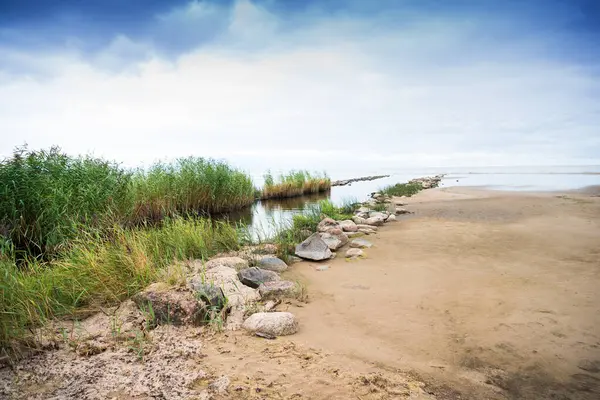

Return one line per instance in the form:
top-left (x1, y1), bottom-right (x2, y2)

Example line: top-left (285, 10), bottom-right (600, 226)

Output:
top-left (261, 170), bottom-right (330, 199)
top-left (379, 182), bottom-right (424, 197)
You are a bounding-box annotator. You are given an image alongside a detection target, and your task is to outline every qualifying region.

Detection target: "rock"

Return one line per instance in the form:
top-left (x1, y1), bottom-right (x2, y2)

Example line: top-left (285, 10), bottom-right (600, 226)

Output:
top-left (395, 207), bottom-right (410, 215)
top-left (369, 211), bottom-right (387, 219)
top-left (263, 300), bottom-right (277, 311)
top-left (242, 312), bottom-right (299, 336)
top-left (352, 216), bottom-right (367, 225)
top-left (201, 265), bottom-right (260, 308)
top-left (319, 231), bottom-right (349, 250)
top-left (316, 265), bottom-right (330, 271)
top-left (295, 233), bottom-right (333, 261)
top-left (345, 248), bottom-right (364, 259)
top-left (350, 238), bottom-right (373, 248)
top-left (317, 218), bottom-right (340, 233)
top-left (327, 227), bottom-right (344, 236)
top-left (257, 256), bottom-right (288, 272)
top-left (355, 211), bottom-right (370, 219)
top-left (208, 376), bottom-right (230, 394)
top-left (133, 283), bottom-right (206, 326)
top-left (356, 224), bottom-right (378, 231)
top-left (237, 267), bottom-right (281, 289)
top-left (346, 231), bottom-right (365, 238)
top-left (386, 214), bottom-right (397, 222)
top-left (258, 281), bottom-right (299, 300)
top-left (365, 216), bottom-right (385, 226)
top-left (205, 257), bottom-right (249, 272)
top-left (358, 228), bottom-right (376, 235)
top-left (394, 200), bottom-right (407, 206)
top-left (330, 252), bottom-right (337, 259)
top-left (357, 206), bottom-right (370, 213)
top-left (188, 281), bottom-right (227, 310)
top-left (255, 243), bottom-right (278, 254)
top-left (339, 220), bottom-right (358, 232)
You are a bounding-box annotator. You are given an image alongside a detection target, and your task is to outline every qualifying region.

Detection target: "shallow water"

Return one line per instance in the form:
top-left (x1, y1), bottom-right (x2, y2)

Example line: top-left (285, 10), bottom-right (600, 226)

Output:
top-left (232, 166), bottom-right (600, 239)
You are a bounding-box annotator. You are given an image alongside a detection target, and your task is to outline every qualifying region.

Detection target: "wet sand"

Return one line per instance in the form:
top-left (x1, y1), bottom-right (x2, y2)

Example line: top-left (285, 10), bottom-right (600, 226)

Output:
top-left (286, 187), bottom-right (600, 399)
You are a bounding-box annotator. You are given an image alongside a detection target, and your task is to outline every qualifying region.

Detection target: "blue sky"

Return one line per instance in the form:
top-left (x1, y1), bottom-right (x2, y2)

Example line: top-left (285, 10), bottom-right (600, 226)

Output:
top-left (1, 0), bottom-right (599, 171)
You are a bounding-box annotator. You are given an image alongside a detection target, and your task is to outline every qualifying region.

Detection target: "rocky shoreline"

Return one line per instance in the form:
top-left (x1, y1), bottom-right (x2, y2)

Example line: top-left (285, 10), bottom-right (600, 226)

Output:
top-left (1, 176), bottom-right (443, 400)
top-left (331, 174), bottom-right (390, 186)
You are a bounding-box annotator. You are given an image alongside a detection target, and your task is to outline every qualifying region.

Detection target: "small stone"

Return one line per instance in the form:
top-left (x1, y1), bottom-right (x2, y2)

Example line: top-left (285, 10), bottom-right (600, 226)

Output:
top-left (263, 300), bottom-right (277, 311)
top-left (238, 267), bottom-right (281, 289)
top-left (242, 312), bottom-right (299, 336)
top-left (386, 214), bottom-right (397, 222)
top-left (257, 257), bottom-right (288, 272)
top-left (352, 216), bottom-right (367, 224)
top-left (357, 206), bottom-right (370, 213)
top-left (356, 224), bottom-right (378, 231)
top-left (395, 207), bottom-right (410, 215)
top-left (346, 231), bottom-right (365, 238)
top-left (287, 256), bottom-right (303, 264)
top-left (209, 376), bottom-right (230, 394)
top-left (339, 220), bottom-right (358, 232)
top-left (350, 238), bottom-right (372, 248)
top-left (258, 281), bottom-right (298, 300)
top-left (345, 248), bottom-right (364, 258)
top-left (330, 252), bottom-right (337, 259)
top-left (316, 265), bottom-right (330, 271)
top-left (365, 216), bottom-right (385, 226)
top-left (358, 228), bottom-right (376, 235)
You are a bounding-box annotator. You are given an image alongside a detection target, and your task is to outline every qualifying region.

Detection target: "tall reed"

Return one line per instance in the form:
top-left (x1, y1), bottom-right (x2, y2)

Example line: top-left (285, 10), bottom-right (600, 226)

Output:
top-left (261, 170), bottom-right (330, 199)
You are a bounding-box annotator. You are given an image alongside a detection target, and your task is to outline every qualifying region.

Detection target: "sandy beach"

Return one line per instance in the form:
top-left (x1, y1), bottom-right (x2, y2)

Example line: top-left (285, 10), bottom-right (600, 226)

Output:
top-left (3, 186), bottom-right (599, 399)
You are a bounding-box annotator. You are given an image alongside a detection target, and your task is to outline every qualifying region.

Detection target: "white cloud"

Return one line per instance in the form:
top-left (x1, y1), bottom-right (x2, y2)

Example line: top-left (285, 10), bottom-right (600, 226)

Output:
top-left (0, 0), bottom-right (598, 173)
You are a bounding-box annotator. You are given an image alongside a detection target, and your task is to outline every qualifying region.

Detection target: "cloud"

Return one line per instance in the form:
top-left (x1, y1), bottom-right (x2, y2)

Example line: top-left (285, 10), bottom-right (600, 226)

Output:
top-left (0, 0), bottom-right (599, 172)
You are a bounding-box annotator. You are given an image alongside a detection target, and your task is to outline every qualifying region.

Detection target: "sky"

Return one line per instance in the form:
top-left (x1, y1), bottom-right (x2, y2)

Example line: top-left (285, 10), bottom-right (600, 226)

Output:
top-left (1, 0), bottom-right (599, 173)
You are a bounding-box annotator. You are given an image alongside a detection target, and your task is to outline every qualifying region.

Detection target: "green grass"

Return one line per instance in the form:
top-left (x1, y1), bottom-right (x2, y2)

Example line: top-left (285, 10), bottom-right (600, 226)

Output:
top-left (0, 218), bottom-right (240, 350)
top-left (130, 157), bottom-right (255, 223)
top-left (379, 182), bottom-right (424, 197)
top-left (261, 170), bottom-right (330, 199)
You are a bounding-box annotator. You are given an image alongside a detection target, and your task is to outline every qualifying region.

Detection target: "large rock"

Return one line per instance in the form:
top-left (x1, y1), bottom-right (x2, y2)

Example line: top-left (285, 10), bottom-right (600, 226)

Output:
top-left (338, 220), bottom-right (358, 232)
top-left (200, 265), bottom-right (260, 308)
top-left (319, 231), bottom-right (349, 250)
top-left (188, 281), bottom-right (227, 310)
top-left (242, 312), bottom-right (299, 336)
top-left (317, 218), bottom-right (340, 233)
top-left (257, 256), bottom-right (288, 272)
top-left (365, 216), bottom-right (385, 226)
top-left (237, 267), bottom-right (281, 289)
top-left (357, 206), bottom-right (370, 213)
top-left (205, 257), bottom-right (249, 272)
top-left (295, 233), bottom-right (333, 261)
top-left (352, 216), bottom-right (367, 225)
top-left (350, 238), bottom-right (373, 248)
top-left (345, 248), bottom-right (364, 259)
top-left (258, 281), bottom-right (299, 300)
top-left (133, 283), bottom-right (206, 326)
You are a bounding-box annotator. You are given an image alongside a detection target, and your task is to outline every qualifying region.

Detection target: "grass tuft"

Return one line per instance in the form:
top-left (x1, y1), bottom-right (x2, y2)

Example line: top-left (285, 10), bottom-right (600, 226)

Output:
top-left (261, 170), bottom-right (330, 199)
top-left (379, 182), bottom-right (423, 197)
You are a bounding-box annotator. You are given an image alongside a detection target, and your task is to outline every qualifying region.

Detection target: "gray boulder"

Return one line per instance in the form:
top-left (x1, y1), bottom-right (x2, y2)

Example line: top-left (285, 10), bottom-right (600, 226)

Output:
top-left (188, 281), bottom-right (227, 310)
top-left (201, 265), bottom-right (260, 308)
top-left (365, 216), bottom-right (385, 226)
top-left (257, 256), bottom-right (288, 272)
top-left (352, 216), bottom-right (367, 225)
top-left (242, 312), bottom-right (298, 336)
top-left (319, 231), bottom-right (349, 250)
top-left (237, 267), bottom-right (281, 289)
top-left (350, 238), bottom-right (373, 248)
top-left (386, 214), bottom-right (397, 222)
top-left (338, 220), bottom-right (358, 232)
top-left (258, 280), bottom-right (298, 300)
top-left (317, 217), bottom-right (340, 233)
top-left (295, 233), bottom-right (333, 261)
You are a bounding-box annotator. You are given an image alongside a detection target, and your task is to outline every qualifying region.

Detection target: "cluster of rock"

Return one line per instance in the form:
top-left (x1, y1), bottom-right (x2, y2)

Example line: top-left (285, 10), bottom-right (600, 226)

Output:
top-left (409, 175), bottom-right (444, 189)
top-left (133, 248), bottom-right (301, 340)
top-left (331, 174), bottom-right (390, 187)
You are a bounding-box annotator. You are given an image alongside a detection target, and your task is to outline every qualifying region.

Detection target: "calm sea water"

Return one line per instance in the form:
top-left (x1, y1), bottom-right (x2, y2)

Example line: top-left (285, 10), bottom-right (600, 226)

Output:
top-left (232, 166), bottom-right (600, 239)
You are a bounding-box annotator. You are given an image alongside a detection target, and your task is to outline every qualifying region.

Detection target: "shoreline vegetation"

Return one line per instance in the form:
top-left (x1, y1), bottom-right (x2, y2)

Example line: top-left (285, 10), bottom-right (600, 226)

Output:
top-left (0, 145), bottom-right (439, 354)
top-left (331, 174), bottom-right (390, 186)
top-left (260, 170), bottom-right (331, 200)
